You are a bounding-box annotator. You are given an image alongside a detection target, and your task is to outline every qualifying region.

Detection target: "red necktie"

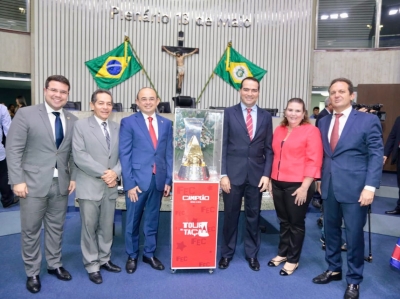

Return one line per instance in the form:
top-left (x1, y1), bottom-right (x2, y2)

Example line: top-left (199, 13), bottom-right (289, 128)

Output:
top-left (330, 113), bottom-right (343, 151)
top-left (246, 108), bottom-right (253, 141)
top-left (148, 117), bottom-right (157, 173)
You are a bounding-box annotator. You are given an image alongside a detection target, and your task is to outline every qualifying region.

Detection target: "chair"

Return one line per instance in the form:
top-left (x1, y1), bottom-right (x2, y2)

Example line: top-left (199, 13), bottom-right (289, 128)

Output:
top-left (158, 102), bottom-right (171, 113)
top-left (173, 96), bottom-right (196, 111)
top-left (112, 103), bottom-right (123, 112)
top-left (209, 106), bottom-right (226, 110)
top-left (263, 108), bottom-right (278, 116)
top-left (130, 104), bottom-right (138, 112)
top-left (64, 101), bottom-right (81, 111)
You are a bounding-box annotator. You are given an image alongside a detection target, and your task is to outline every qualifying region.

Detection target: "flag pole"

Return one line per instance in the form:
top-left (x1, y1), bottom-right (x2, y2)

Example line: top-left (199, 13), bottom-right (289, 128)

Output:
top-left (196, 42), bottom-right (232, 104)
top-left (125, 36), bottom-right (161, 100)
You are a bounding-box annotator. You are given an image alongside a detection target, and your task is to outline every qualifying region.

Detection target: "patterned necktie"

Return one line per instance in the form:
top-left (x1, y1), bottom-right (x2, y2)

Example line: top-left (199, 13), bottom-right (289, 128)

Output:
top-left (246, 108), bottom-right (253, 141)
top-left (102, 122), bottom-right (110, 151)
top-left (52, 112), bottom-right (64, 149)
top-left (148, 117), bottom-right (157, 173)
top-left (330, 113), bottom-right (343, 151)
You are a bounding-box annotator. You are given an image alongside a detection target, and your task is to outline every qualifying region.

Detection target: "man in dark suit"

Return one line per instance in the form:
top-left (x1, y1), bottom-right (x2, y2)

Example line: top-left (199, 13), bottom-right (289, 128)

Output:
top-left (72, 89), bottom-right (121, 284)
top-left (6, 75), bottom-right (78, 293)
top-left (315, 97), bottom-right (332, 127)
top-left (312, 78), bottom-right (383, 299)
top-left (383, 116), bottom-right (400, 215)
top-left (119, 87), bottom-right (173, 273)
top-left (219, 77), bottom-right (273, 271)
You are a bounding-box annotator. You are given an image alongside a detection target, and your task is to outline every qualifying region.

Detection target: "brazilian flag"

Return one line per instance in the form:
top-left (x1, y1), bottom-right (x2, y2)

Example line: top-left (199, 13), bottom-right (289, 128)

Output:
top-left (85, 40), bottom-right (142, 90)
top-left (214, 45), bottom-right (267, 90)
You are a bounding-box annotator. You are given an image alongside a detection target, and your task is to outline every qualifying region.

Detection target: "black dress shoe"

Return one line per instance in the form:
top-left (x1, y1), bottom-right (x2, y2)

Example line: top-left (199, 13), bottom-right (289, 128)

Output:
top-left (101, 261), bottom-right (121, 273)
top-left (47, 267), bottom-right (72, 281)
top-left (88, 271), bottom-right (103, 284)
top-left (246, 257), bottom-right (260, 271)
top-left (3, 197), bottom-right (19, 208)
top-left (312, 270), bottom-right (342, 284)
top-left (218, 257), bottom-right (232, 269)
top-left (126, 258), bottom-right (138, 274)
top-left (26, 275), bottom-right (41, 293)
top-left (143, 256), bottom-right (165, 270)
top-left (385, 209), bottom-right (400, 215)
top-left (344, 284), bottom-right (359, 299)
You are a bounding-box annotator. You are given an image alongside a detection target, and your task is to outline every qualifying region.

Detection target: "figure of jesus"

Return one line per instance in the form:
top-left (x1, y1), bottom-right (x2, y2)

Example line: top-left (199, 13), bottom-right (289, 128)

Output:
top-left (162, 46), bottom-right (198, 93)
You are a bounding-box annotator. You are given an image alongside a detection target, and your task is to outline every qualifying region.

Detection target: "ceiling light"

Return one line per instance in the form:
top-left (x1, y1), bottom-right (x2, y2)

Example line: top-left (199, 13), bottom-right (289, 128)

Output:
top-left (321, 15), bottom-right (329, 20)
top-left (340, 13), bottom-right (348, 18)
top-left (330, 14), bottom-right (338, 19)
top-left (366, 24), bottom-right (372, 29)
top-left (320, 92), bottom-right (329, 97)
top-left (389, 9), bottom-right (398, 15)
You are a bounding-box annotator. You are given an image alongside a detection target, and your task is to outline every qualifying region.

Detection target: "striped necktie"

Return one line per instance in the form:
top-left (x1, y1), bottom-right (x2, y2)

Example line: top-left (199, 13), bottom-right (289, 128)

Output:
top-left (246, 108), bottom-right (253, 141)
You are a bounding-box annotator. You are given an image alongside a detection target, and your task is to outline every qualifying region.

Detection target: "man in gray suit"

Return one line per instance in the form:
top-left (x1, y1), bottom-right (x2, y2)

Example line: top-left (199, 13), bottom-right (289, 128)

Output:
top-left (6, 75), bottom-right (78, 293)
top-left (72, 89), bottom-right (121, 284)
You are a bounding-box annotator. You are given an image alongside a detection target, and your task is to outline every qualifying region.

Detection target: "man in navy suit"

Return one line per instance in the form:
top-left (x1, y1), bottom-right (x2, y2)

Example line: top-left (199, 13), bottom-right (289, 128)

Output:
top-left (312, 78), bottom-right (383, 299)
top-left (219, 77), bottom-right (273, 271)
top-left (315, 97), bottom-right (332, 128)
top-left (383, 116), bottom-right (400, 215)
top-left (119, 87), bottom-right (173, 273)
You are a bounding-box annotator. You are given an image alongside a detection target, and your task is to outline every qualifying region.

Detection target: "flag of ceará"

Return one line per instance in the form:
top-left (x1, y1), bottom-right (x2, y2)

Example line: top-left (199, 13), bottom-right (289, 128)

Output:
top-left (85, 40), bottom-right (142, 90)
top-left (214, 46), bottom-right (267, 90)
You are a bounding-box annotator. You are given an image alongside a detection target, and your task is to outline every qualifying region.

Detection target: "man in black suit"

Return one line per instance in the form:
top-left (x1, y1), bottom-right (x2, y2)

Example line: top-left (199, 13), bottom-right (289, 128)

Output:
top-left (383, 116), bottom-right (400, 215)
top-left (315, 97), bottom-right (332, 127)
top-left (219, 77), bottom-right (273, 271)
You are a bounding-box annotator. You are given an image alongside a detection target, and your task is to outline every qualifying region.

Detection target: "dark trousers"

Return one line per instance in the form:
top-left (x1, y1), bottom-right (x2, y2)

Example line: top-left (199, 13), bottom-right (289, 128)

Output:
top-left (221, 181), bottom-right (262, 259)
top-left (272, 179), bottom-right (315, 263)
top-left (0, 158), bottom-right (14, 206)
top-left (125, 175), bottom-right (162, 259)
top-left (324, 179), bottom-right (368, 285)
top-left (396, 149), bottom-right (400, 208)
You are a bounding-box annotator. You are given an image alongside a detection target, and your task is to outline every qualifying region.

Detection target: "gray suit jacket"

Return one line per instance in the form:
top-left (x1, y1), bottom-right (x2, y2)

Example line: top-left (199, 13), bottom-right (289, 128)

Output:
top-left (72, 115), bottom-right (121, 201)
top-left (6, 103), bottom-right (78, 197)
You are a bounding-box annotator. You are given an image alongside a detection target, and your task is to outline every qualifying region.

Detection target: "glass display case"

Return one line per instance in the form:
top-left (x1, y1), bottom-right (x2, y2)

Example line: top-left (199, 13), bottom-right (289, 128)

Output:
top-left (173, 108), bottom-right (224, 182)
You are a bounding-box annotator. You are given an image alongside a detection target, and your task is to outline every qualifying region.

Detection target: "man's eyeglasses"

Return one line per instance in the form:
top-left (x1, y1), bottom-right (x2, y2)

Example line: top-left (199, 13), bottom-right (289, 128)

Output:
top-left (46, 88), bottom-right (69, 95)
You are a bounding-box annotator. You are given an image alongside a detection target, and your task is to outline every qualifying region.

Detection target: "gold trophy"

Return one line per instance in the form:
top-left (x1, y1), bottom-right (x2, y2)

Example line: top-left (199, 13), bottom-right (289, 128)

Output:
top-left (178, 118), bottom-right (210, 180)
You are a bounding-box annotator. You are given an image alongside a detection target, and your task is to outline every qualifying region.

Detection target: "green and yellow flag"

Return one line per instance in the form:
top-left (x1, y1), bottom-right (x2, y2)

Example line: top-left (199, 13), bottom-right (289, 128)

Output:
top-left (85, 40), bottom-right (142, 90)
top-left (214, 45), bottom-right (267, 90)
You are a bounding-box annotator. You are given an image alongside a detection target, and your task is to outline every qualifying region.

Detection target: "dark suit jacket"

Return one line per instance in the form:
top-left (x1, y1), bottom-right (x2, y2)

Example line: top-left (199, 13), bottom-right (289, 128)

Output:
top-left (384, 116), bottom-right (400, 164)
top-left (318, 109), bottom-right (383, 203)
top-left (221, 103), bottom-right (273, 186)
top-left (315, 108), bottom-right (330, 128)
top-left (119, 112), bottom-right (173, 192)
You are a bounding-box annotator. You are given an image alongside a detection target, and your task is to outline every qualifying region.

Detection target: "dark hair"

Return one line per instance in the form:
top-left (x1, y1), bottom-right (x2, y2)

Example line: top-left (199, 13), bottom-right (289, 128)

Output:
top-left (240, 77), bottom-right (260, 90)
top-left (329, 77), bottom-right (354, 95)
top-left (16, 95), bottom-right (27, 107)
top-left (280, 98), bottom-right (310, 126)
top-left (91, 89), bottom-right (113, 104)
top-left (45, 75), bottom-right (70, 91)
top-left (313, 106), bottom-right (319, 110)
top-left (8, 103), bottom-right (15, 110)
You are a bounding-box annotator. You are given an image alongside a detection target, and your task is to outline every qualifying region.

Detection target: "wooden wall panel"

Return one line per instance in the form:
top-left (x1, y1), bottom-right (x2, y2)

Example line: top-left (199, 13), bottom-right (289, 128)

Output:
top-left (357, 84), bottom-right (400, 171)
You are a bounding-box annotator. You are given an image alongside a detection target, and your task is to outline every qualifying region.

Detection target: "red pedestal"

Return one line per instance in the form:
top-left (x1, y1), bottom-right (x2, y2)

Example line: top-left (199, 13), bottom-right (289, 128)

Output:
top-left (171, 181), bottom-right (219, 270)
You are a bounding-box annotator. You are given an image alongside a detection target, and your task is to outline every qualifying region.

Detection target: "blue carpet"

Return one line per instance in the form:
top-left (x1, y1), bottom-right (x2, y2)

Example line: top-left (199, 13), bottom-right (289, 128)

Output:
top-left (0, 210), bottom-right (399, 299)
top-left (0, 210), bottom-right (20, 236)
top-left (381, 172), bottom-right (397, 187)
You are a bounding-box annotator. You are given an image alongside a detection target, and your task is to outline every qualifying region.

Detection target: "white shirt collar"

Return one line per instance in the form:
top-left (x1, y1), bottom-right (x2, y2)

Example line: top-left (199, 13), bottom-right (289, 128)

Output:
top-left (333, 105), bottom-right (352, 118)
top-left (93, 115), bottom-right (108, 126)
top-left (44, 101), bottom-right (64, 116)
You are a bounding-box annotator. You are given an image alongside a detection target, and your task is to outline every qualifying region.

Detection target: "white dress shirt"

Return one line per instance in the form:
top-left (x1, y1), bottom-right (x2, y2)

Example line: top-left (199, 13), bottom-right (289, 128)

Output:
top-left (144, 113), bottom-right (159, 139)
top-left (45, 102), bottom-right (66, 178)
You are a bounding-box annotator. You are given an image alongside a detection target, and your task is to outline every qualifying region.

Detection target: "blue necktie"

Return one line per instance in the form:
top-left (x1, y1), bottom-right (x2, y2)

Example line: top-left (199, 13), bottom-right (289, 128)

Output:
top-left (52, 112), bottom-right (64, 149)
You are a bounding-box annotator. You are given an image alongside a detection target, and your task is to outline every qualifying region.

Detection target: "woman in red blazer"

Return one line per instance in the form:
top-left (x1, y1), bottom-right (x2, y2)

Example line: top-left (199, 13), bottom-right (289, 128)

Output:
top-left (267, 98), bottom-right (323, 276)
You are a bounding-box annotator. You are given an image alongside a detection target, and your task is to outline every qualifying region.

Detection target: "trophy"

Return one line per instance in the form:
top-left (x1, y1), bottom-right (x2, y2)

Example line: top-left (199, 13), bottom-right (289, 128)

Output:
top-left (178, 118), bottom-right (210, 180)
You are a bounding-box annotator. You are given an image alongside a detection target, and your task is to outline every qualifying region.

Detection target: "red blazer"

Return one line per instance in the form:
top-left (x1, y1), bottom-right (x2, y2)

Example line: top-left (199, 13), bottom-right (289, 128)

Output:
top-left (271, 124), bottom-right (323, 182)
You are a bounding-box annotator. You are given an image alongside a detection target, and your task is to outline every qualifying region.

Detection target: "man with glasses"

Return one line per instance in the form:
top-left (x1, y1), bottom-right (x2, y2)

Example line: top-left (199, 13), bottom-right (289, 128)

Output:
top-left (6, 75), bottom-right (78, 294)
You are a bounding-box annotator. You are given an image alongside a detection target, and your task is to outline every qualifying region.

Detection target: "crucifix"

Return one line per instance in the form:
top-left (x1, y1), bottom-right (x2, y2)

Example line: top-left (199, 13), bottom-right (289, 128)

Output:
top-left (162, 31), bottom-right (199, 94)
